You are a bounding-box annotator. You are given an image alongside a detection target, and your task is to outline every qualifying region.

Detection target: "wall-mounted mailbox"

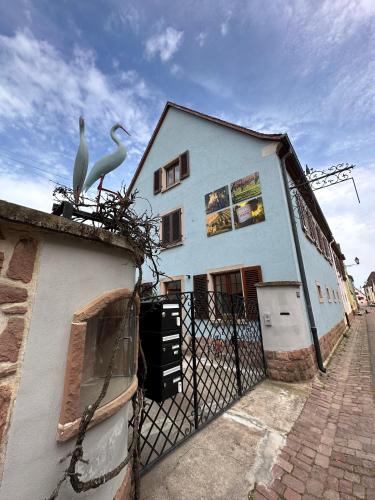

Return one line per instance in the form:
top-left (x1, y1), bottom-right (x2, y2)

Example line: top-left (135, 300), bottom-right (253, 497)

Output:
top-left (139, 300), bottom-right (183, 403)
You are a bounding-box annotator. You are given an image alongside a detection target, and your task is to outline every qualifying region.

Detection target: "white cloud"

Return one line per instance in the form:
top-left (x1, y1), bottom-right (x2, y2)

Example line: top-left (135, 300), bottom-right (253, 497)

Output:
top-left (0, 30), bottom-right (163, 201)
top-left (196, 32), bottom-right (207, 47)
top-left (144, 27), bottom-right (183, 62)
top-left (315, 165), bottom-right (375, 288)
top-left (220, 10), bottom-right (232, 36)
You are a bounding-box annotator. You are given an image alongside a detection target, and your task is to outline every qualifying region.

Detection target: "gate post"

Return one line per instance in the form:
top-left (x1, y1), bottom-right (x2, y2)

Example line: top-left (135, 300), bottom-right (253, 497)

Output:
top-left (190, 292), bottom-right (199, 430)
top-left (231, 297), bottom-right (243, 397)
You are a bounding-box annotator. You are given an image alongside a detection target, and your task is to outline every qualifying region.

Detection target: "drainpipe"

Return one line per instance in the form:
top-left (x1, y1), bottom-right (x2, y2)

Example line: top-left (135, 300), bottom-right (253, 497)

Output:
top-left (279, 148), bottom-right (326, 373)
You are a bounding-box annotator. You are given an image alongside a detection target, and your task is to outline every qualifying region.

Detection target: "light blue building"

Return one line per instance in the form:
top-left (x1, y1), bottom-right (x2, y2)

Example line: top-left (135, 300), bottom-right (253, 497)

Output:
top-left (130, 102), bottom-right (348, 381)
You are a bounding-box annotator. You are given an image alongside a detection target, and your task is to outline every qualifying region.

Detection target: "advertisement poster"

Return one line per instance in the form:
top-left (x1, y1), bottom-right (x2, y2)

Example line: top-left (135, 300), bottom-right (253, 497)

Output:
top-left (206, 208), bottom-right (232, 237)
top-left (230, 172), bottom-right (261, 204)
top-left (233, 196), bottom-right (265, 229)
top-left (205, 185), bottom-right (230, 214)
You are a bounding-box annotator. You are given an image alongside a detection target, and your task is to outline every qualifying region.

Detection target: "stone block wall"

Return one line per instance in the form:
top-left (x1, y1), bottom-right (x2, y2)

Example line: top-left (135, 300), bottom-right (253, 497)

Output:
top-left (0, 225), bottom-right (39, 476)
top-left (265, 319), bottom-right (346, 382)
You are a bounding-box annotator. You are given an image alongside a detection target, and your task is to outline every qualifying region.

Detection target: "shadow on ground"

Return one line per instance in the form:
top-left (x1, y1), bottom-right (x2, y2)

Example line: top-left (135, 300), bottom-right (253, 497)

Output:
top-left (141, 379), bottom-right (311, 500)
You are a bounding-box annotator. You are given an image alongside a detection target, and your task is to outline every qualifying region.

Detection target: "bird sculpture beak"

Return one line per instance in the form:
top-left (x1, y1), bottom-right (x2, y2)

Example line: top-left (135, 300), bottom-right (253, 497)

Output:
top-left (119, 124), bottom-right (131, 136)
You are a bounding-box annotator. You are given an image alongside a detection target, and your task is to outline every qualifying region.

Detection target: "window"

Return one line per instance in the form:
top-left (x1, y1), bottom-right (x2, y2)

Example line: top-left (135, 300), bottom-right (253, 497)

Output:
top-left (140, 282), bottom-right (153, 298)
top-left (317, 283), bottom-right (324, 303)
top-left (214, 271), bottom-right (243, 315)
top-left (58, 289), bottom-right (138, 442)
top-left (161, 209), bottom-right (182, 247)
top-left (166, 160), bottom-right (180, 188)
top-left (80, 297), bottom-right (136, 412)
top-left (153, 151), bottom-right (189, 194)
top-left (164, 280), bottom-right (182, 296)
top-left (326, 286), bottom-right (332, 303)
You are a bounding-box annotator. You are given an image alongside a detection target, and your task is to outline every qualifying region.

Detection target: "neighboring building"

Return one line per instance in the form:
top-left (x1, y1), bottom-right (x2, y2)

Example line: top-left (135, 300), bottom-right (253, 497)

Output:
top-left (364, 272), bottom-right (375, 304)
top-left (345, 273), bottom-right (359, 313)
top-left (130, 102), bottom-right (348, 381)
top-left (355, 287), bottom-right (368, 307)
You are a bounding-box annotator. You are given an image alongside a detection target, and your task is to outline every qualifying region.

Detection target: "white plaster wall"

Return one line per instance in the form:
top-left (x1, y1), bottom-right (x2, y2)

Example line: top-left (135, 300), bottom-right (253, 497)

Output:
top-left (0, 232), bottom-right (135, 500)
top-left (257, 285), bottom-right (312, 352)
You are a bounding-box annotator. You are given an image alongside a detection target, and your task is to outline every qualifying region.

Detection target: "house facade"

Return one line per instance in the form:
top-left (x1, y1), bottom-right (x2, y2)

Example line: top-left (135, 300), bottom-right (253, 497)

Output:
top-left (130, 102), bottom-right (349, 381)
top-left (364, 272), bottom-right (375, 304)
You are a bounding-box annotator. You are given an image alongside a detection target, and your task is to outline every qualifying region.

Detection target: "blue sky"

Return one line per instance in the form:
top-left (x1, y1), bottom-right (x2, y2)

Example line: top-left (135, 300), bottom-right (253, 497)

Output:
top-left (0, 0), bottom-right (374, 287)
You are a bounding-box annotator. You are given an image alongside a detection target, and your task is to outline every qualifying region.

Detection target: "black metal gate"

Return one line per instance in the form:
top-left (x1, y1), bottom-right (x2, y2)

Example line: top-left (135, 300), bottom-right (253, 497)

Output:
top-left (131, 291), bottom-right (266, 472)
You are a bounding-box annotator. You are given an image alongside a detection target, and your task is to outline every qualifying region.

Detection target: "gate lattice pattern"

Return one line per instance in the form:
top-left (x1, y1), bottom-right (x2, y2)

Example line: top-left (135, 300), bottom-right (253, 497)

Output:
top-left (130, 291), bottom-right (266, 472)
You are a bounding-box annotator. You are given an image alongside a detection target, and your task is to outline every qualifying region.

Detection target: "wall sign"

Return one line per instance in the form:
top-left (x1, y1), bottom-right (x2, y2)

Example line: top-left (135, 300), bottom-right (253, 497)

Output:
top-left (206, 208), bottom-right (232, 237)
top-left (230, 172), bottom-right (261, 204)
top-left (233, 196), bottom-right (265, 229)
top-left (205, 185), bottom-right (230, 214)
top-left (204, 171), bottom-right (265, 237)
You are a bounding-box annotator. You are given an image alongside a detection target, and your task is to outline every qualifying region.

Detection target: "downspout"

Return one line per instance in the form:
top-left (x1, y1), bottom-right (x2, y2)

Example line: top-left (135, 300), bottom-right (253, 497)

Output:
top-left (279, 146), bottom-right (326, 373)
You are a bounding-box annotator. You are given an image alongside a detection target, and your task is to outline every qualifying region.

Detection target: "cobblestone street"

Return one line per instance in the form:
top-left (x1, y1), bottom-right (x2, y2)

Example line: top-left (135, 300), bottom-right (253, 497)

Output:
top-left (255, 313), bottom-right (375, 500)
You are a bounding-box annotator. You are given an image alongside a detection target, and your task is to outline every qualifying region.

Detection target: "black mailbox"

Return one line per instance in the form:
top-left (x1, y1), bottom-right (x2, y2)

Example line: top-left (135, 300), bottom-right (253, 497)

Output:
top-left (139, 300), bottom-right (183, 403)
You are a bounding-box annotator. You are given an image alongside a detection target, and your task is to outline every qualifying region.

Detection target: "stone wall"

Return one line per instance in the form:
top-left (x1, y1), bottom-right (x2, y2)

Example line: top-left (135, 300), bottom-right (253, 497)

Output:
top-left (0, 225), bottom-right (39, 476)
top-left (0, 200), bottom-right (137, 499)
top-left (265, 319), bottom-right (346, 382)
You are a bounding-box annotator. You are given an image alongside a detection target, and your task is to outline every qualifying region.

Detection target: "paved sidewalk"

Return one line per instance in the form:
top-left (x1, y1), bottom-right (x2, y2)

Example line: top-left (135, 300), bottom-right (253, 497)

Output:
top-left (254, 314), bottom-right (375, 500)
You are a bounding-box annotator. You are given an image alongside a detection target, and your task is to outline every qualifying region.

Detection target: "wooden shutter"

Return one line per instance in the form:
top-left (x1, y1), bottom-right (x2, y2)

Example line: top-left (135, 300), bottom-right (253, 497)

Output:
top-left (180, 151), bottom-right (189, 180)
top-left (172, 209), bottom-right (181, 242)
top-left (162, 214), bottom-right (171, 245)
top-left (193, 274), bottom-right (209, 319)
top-left (241, 266), bottom-right (262, 319)
top-left (154, 169), bottom-right (162, 194)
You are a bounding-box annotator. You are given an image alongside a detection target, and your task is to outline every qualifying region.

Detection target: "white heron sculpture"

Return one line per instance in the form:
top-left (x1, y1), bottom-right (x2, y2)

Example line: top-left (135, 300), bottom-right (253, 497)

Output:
top-left (72, 117), bottom-right (88, 203)
top-left (83, 123), bottom-right (130, 192)
top-left (72, 120), bottom-right (130, 202)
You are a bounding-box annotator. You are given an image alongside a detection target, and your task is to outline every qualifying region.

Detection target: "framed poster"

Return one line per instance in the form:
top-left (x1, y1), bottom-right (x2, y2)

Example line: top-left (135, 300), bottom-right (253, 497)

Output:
top-left (233, 196), bottom-right (265, 229)
top-left (205, 185), bottom-right (230, 214)
top-left (231, 172), bottom-right (261, 204)
top-left (206, 208), bottom-right (232, 237)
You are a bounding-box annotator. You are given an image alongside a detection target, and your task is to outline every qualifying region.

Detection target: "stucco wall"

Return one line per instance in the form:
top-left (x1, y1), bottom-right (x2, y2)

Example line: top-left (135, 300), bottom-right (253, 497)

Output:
top-left (291, 184), bottom-right (346, 338)
top-left (0, 227), bottom-right (135, 500)
top-left (133, 107), bottom-right (300, 288)
top-left (256, 284), bottom-right (311, 351)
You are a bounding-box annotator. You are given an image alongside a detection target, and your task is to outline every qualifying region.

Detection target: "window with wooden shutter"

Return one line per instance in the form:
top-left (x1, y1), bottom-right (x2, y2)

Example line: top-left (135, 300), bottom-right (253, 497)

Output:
top-left (161, 209), bottom-right (182, 247)
top-left (241, 266), bottom-right (262, 319)
top-left (140, 282), bottom-right (153, 298)
top-left (154, 169), bottom-right (161, 194)
top-left (193, 274), bottom-right (209, 319)
top-left (180, 151), bottom-right (189, 180)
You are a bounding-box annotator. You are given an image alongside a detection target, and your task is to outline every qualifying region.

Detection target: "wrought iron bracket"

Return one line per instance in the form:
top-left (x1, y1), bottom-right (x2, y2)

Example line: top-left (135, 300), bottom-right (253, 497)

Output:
top-left (290, 163), bottom-right (360, 203)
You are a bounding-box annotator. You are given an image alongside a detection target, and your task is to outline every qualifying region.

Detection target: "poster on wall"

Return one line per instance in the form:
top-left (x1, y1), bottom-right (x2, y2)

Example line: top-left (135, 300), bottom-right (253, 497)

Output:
top-left (206, 208), bottom-right (232, 237)
top-left (233, 196), bottom-right (265, 229)
top-left (230, 172), bottom-right (261, 204)
top-left (205, 185), bottom-right (230, 214)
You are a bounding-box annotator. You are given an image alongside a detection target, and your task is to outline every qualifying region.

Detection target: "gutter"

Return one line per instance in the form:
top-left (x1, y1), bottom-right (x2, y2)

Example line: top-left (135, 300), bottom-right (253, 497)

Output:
top-left (278, 138), bottom-right (326, 373)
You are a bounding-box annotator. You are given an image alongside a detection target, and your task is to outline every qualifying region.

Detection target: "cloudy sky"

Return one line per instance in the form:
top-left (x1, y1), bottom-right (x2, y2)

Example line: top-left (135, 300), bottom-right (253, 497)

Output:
top-left (0, 0), bottom-right (374, 287)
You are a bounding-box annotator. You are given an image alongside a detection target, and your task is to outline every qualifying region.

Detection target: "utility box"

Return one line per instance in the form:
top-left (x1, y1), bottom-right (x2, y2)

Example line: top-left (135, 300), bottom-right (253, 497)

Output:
top-left (139, 301), bottom-right (183, 402)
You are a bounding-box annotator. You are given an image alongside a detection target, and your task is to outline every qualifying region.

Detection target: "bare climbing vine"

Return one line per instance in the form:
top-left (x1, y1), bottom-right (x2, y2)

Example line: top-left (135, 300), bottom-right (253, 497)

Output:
top-left (47, 186), bottom-right (163, 500)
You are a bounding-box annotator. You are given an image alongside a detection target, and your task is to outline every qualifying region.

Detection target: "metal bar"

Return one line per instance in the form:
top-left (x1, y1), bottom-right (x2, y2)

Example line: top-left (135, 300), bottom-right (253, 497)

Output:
top-left (190, 292), bottom-right (199, 430)
top-left (312, 177), bottom-right (351, 191)
top-left (140, 375), bottom-right (266, 475)
top-left (290, 165), bottom-right (354, 190)
top-left (231, 297), bottom-right (242, 397)
top-left (352, 177), bottom-right (361, 204)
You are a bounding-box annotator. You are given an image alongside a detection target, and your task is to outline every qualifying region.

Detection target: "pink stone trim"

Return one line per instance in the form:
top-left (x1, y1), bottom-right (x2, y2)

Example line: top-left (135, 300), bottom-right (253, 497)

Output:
top-left (58, 288), bottom-right (139, 441)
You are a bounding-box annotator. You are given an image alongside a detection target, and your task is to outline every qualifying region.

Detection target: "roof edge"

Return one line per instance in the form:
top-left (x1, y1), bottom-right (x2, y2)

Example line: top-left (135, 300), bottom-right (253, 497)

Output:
top-left (127, 101), bottom-right (284, 194)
